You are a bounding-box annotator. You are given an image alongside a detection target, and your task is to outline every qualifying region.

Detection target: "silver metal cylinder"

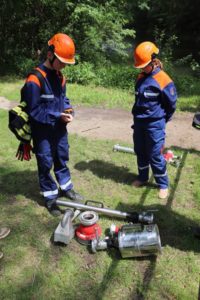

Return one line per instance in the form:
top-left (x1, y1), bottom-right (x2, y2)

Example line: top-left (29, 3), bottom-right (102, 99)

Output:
top-left (118, 224), bottom-right (162, 258)
top-left (113, 144), bottom-right (134, 154)
top-left (56, 200), bottom-right (153, 224)
top-left (56, 199), bottom-right (131, 220)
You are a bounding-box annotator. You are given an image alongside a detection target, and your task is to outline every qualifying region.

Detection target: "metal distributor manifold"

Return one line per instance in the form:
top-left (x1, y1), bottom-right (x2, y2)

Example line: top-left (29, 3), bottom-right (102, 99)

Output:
top-left (91, 223), bottom-right (162, 258)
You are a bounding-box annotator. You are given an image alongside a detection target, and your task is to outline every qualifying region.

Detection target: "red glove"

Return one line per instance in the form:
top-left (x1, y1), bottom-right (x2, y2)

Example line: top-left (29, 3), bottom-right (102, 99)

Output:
top-left (16, 142), bottom-right (33, 161)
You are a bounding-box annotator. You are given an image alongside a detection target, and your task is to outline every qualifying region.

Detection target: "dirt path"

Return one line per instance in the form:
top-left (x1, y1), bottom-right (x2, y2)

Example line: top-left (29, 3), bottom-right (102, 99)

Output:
top-left (1, 96), bottom-right (199, 151)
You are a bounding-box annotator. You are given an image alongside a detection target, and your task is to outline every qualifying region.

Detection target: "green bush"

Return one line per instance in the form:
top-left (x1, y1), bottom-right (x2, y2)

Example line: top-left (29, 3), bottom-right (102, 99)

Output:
top-left (14, 57), bottom-right (37, 77)
top-left (94, 64), bottom-right (138, 90)
top-left (64, 62), bottom-right (138, 91)
top-left (174, 74), bottom-right (200, 95)
top-left (9, 57), bottom-right (200, 96)
top-left (63, 62), bottom-right (96, 85)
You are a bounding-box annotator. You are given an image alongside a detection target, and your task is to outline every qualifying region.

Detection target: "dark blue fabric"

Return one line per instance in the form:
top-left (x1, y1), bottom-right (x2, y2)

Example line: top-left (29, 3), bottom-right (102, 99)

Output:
top-left (132, 67), bottom-right (177, 189)
top-left (132, 68), bottom-right (177, 121)
top-left (23, 64), bottom-right (72, 125)
top-left (21, 64), bottom-right (73, 200)
top-left (133, 117), bottom-right (168, 189)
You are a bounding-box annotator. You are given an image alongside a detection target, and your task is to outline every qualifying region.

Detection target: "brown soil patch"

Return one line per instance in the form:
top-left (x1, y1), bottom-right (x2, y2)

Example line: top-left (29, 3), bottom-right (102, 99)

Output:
top-left (1, 97), bottom-right (199, 151)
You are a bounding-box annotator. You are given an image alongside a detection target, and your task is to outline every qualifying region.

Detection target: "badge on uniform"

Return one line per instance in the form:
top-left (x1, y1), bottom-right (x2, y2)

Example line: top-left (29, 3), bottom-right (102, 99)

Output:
top-left (170, 87), bottom-right (175, 96)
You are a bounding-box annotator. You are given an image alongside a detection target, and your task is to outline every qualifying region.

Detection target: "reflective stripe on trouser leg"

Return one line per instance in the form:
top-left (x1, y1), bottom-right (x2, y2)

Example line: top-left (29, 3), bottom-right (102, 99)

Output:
top-left (54, 134), bottom-right (73, 192)
top-left (32, 124), bottom-right (60, 201)
top-left (151, 155), bottom-right (168, 188)
top-left (41, 189), bottom-right (58, 198)
top-left (133, 120), bottom-right (150, 182)
top-left (137, 159), bottom-right (149, 182)
top-left (36, 152), bottom-right (58, 201)
top-left (146, 118), bottom-right (168, 189)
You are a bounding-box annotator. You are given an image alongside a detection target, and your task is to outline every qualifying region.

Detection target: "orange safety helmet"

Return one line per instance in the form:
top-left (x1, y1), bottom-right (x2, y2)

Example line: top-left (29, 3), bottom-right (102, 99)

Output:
top-left (48, 33), bottom-right (75, 64)
top-left (133, 41), bottom-right (159, 68)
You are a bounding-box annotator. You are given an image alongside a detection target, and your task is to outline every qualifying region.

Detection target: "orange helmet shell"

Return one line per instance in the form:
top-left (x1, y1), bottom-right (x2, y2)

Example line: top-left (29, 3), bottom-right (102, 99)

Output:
top-left (134, 41), bottom-right (159, 68)
top-left (48, 33), bottom-right (75, 64)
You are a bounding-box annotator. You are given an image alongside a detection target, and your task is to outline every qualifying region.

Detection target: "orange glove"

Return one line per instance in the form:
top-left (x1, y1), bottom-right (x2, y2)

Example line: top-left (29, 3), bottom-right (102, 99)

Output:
top-left (16, 142), bottom-right (33, 161)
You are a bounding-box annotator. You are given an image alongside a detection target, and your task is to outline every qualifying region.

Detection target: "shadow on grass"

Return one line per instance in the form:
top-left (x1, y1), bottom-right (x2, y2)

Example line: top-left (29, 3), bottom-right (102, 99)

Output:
top-left (1, 145), bottom-right (200, 299)
top-left (91, 200), bottom-right (158, 300)
top-left (75, 159), bottom-right (135, 184)
top-left (81, 146), bottom-right (199, 300)
top-left (0, 167), bottom-right (43, 206)
top-left (94, 204), bottom-right (200, 299)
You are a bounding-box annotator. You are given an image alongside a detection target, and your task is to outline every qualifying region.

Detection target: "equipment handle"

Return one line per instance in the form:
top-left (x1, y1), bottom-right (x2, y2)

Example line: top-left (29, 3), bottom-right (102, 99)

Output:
top-left (85, 200), bottom-right (104, 208)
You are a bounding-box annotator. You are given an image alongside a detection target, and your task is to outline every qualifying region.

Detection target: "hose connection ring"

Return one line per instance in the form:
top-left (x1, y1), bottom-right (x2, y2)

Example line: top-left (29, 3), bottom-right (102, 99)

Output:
top-left (78, 211), bottom-right (99, 226)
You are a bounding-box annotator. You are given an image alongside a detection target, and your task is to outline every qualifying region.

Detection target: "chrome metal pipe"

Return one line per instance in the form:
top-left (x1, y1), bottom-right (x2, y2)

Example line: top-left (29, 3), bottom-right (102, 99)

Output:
top-left (56, 199), bottom-right (153, 224)
top-left (113, 144), bottom-right (134, 154)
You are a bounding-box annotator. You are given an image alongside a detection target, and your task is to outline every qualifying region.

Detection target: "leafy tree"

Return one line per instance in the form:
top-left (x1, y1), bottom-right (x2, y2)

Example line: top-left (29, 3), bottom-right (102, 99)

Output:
top-left (0, 0), bottom-right (135, 74)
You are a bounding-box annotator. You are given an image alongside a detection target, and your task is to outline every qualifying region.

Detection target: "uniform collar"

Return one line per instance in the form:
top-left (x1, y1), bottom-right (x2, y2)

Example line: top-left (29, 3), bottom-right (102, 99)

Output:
top-left (151, 67), bottom-right (161, 76)
top-left (40, 63), bottom-right (57, 75)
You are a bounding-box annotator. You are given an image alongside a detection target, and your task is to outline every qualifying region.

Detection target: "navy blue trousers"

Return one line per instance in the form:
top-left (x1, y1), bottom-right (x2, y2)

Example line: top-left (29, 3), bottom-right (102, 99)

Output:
top-left (31, 122), bottom-right (73, 201)
top-left (133, 118), bottom-right (168, 189)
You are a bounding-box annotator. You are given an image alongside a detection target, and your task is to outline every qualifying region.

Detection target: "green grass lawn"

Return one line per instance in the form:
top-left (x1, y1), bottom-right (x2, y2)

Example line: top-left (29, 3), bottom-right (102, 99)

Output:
top-left (1, 78), bottom-right (200, 112)
top-left (0, 107), bottom-right (200, 300)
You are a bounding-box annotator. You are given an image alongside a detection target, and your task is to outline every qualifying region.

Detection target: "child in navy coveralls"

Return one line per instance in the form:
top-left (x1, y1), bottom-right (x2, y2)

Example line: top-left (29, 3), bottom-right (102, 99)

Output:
top-left (22, 33), bottom-right (84, 215)
top-left (132, 41), bottom-right (177, 199)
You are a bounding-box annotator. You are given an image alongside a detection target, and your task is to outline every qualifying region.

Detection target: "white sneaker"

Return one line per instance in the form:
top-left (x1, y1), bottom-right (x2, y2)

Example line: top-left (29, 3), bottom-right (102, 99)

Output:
top-left (158, 189), bottom-right (169, 199)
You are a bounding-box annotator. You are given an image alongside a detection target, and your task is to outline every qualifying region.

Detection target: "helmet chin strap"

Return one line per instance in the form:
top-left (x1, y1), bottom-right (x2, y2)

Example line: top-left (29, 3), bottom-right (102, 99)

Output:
top-left (49, 54), bottom-right (56, 67)
top-left (48, 45), bottom-right (56, 67)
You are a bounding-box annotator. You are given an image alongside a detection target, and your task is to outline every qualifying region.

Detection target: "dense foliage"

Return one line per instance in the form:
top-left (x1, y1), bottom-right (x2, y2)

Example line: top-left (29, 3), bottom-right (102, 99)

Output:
top-left (0, 0), bottom-right (199, 94)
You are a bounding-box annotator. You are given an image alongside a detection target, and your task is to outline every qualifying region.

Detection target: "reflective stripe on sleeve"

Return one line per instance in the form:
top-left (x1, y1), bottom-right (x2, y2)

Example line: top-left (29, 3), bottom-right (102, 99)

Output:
top-left (40, 94), bottom-right (54, 99)
top-left (144, 92), bottom-right (159, 97)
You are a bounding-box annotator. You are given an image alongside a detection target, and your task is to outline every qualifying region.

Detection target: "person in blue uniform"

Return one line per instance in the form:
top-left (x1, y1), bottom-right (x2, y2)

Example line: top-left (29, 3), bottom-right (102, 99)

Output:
top-left (22, 33), bottom-right (84, 216)
top-left (132, 41), bottom-right (177, 199)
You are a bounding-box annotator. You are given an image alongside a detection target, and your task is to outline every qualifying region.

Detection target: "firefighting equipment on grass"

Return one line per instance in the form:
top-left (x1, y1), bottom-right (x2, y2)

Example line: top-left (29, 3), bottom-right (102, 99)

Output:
top-left (134, 41), bottom-right (159, 68)
top-left (48, 33), bottom-right (75, 64)
top-left (53, 199), bottom-right (161, 258)
top-left (113, 144), bottom-right (181, 167)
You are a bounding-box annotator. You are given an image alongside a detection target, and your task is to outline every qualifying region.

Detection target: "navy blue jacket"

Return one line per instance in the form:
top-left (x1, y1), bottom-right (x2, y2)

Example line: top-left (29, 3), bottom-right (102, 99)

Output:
top-left (132, 67), bottom-right (177, 122)
top-left (22, 64), bottom-right (72, 126)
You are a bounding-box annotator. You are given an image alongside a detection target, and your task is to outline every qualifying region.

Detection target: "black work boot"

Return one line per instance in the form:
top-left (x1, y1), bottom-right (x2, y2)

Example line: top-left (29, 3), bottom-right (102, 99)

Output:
top-left (62, 189), bottom-right (84, 203)
top-left (46, 200), bottom-right (62, 217)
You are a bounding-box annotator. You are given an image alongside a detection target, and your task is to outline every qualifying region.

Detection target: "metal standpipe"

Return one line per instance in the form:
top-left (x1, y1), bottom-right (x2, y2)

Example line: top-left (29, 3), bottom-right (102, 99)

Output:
top-left (113, 144), bottom-right (135, 154)
top-left (56, 199), bottom-right (154, 224)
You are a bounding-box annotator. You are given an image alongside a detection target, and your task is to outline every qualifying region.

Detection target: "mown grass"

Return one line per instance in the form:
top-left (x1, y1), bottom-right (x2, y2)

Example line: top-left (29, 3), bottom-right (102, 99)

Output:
top-left (0, 106), bottom-right (200, 300)
top-left (1, 78), bottom-right (200, 112)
